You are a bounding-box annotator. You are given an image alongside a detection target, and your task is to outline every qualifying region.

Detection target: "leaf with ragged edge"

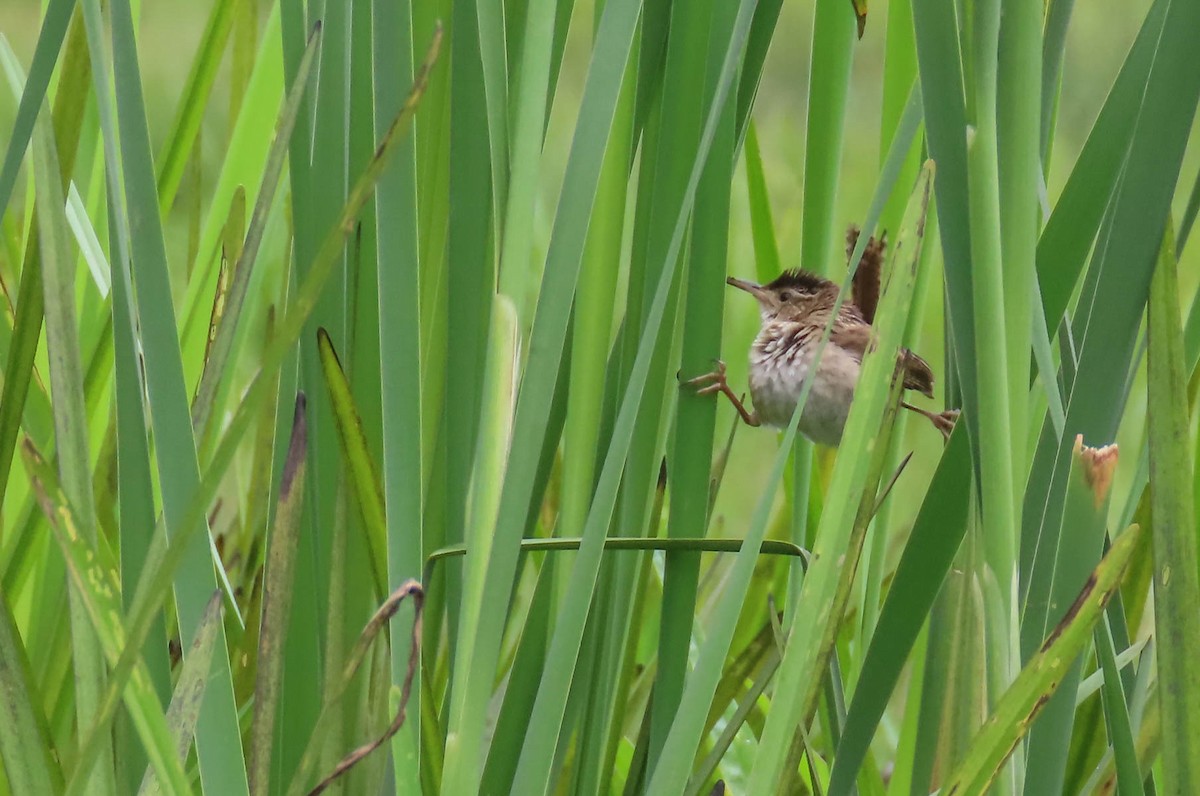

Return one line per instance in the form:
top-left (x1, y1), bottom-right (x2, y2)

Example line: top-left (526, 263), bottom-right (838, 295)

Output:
top-left (940, 523), bottom-right (1142, 794)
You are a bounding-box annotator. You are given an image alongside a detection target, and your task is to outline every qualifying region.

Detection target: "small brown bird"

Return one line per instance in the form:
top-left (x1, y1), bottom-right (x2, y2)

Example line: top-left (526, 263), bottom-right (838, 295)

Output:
top-left (687, 227), bottom-right (957, 446)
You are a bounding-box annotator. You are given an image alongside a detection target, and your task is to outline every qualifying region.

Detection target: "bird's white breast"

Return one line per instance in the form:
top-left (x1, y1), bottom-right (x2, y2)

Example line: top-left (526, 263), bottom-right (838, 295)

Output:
top-left (748, 323), bottom-right (861, 446)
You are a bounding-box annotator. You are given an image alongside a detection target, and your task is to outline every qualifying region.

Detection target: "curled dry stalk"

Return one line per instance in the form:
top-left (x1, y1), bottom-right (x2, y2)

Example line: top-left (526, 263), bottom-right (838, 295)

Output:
top-left (292, 579), bottom-right (425, 796)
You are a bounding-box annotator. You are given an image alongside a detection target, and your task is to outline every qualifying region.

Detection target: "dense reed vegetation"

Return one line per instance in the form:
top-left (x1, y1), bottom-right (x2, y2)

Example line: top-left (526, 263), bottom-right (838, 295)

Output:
top-left (0, 0), bottom-right (1198, 792)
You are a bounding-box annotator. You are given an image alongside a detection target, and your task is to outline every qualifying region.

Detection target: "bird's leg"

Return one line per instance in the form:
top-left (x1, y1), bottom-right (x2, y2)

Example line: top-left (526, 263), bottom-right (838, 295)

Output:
top-left (902, 401), bottom-right (959, 440)
top-left (685, 359), bottom-right (761, 427)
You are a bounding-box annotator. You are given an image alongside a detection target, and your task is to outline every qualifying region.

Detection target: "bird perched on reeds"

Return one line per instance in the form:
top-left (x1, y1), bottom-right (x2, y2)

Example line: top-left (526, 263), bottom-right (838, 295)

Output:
top-left (686, 227), bottom-right (957, 446)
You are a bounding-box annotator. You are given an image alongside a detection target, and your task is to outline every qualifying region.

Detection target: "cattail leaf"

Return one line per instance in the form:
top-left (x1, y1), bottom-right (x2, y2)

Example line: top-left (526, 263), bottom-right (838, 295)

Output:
top-left (940, 524), bottom-right (1142, 794)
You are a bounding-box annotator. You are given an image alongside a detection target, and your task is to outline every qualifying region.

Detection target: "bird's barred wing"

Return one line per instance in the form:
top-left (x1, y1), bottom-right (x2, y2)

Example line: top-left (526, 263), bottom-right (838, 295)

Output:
top-left (830, 322), bottom-right (935, 399)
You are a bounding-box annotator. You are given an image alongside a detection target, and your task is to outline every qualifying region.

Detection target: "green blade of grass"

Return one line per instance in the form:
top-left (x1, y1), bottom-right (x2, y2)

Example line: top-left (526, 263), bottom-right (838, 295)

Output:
top-left (153, 0), bottom-right (238, 215)
top-left (439, 0), bottom-right (644, 786)
top-left (248, 394), bottom-right (308, 796)
top-left (441, 0), bottom-right (497, 662)
top-left (0, 0), bottom-right (73, 218)
top-left (555, 4), bottom-right (636, 787)
top-left (192, 23), bottom-right (321, 454)
top-left (743, 120), bottom-right (782, 283)
top-left (98, 0), bottom-right (249, 787)
top-left (940, 524), bottom-right (1142, 794)
top-left (371, 2), bottom-right (425, 789)
top-left (0, 1), bottom-right (87, 544)
top-left (829, 426), bottom-right (971, 795)
top-left (1023, 435), bottom-right (1120, 792)
top-left (1147, 223), bottom-right (1200, 790)
top-left (22, 444), bottom-right (191, 796)
top-left (0, 590), bottom-right (62, 794)
top-left (31, 73), bottom-right (115, 795)
top-left (799, 0), bottom-right (856, 278)
top-left (285, 582), bottom-right (425, 796)
top-left (81, 35), bottom-right (441, 796)
top-left (1020, 1), bottom-right (1200, 787)
top-left (648, 0), bottom-right (730, 768)
top-left (137, 593), bottom-right (224, 796)
top-left (507, 3), bottom-right (760, 790)
top-left (912, 0), bottom-right (981, 449)
top-left (176, 8), bottom-right (285, 382)
top-left (1095, 614), bottom-right (1145, 796)
top-left (964, 2), bottom-right (1018, 717)
top-left (1033, 0), bottom-right (1166, 336)
top-left (315, 329), bottom-right (386, 595)
top-left (996, 0), bottom-right (1041, 473)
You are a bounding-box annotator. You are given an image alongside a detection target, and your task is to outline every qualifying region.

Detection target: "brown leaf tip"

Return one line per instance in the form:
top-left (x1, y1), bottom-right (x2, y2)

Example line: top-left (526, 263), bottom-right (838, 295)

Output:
top-left (1074, 435), bottom-right (1118, 508)
top-left (280, 392), bottom-right (308, 496)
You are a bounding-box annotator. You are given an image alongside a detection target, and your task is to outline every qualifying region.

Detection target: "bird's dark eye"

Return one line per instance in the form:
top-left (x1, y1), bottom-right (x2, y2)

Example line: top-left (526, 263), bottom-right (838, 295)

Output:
top-left (779, 290), bottom-right (792, 302)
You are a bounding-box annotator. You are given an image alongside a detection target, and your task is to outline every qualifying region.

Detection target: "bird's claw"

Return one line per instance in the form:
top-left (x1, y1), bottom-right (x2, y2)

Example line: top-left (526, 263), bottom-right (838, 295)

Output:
top-left (684, 359), bottom-right (729, 392)
top-left (932, 409), bottom-right (960, 440)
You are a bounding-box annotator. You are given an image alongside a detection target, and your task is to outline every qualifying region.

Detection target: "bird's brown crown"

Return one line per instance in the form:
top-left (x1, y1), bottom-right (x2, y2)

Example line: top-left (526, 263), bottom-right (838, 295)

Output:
top-left (764, 269), bottom-right (830, 296)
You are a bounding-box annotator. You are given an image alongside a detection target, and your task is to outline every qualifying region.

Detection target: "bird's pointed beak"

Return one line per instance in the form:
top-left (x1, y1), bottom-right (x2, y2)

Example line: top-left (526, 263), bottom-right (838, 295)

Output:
top-left (727, 276), bottom-right (769, 301)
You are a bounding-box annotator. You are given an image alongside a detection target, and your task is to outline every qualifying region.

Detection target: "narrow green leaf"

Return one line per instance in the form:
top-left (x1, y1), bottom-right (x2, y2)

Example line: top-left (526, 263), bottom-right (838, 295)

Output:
top-left (1034, 0), bottom-right (1167, 333)
top-left (0, 591), bottom-right (62, 794)
top-left (31, 80), bottom-right (115, 795)
top-left (829, 427), bottom-right (971, 795)
top-left (743, 120), bottom-right (782, 284)
top-left (439, 0), bottom-right (645, 786)
top-left (507, 3), bottom-right (759, 790)
top-left (370, 0), bottom-right (424, 786)
top-left (651, 0), bottom-right (734, 768)
top-left (249, 394), bottom-right (308, 796)
top-left (22, 443), bottom-right (191, 796)
top-left (154, 0), bottom-right (238, 214)
top-left (192, 24), bottom-right (321, 453)
top-left (1095, 615), bottom-right (1144, 796)
top-left (286, 582), bottom-right (425, 796)
top-left (138, 593), bottom-right (225, 796)
top-left (1147, 222), bottom-right (1200, 790)
top-left (99, 0), bottom-right (249, 785)
top-left (940, 524), bottom-right (1142, 794)
top-left (0, 0), bottom-right (74, 217)
top-left (86, 34), bottom-right (441, 796)
top-left (315, 328), bottom-right (387, 596)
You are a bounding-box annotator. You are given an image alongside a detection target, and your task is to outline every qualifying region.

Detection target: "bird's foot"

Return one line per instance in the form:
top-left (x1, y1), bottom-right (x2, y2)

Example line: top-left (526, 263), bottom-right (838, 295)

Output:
top-left (684, 359), bottom-right (730, 396)
top-left (683, 359), bottom-right (760, 427)
top-left (902, 402), bottom-right (959, 440)
top-left (931, 409), bottom-right (959, 440)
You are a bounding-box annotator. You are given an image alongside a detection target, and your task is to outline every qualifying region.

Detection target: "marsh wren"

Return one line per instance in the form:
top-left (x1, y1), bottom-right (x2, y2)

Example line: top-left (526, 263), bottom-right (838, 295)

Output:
top-left (687, 227), bottom-right (957, 446)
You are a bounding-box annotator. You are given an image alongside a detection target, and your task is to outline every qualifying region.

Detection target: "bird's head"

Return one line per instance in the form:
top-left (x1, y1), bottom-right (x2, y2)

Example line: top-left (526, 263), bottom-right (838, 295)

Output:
top-left (727, 269), bottom-right (836, 323)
